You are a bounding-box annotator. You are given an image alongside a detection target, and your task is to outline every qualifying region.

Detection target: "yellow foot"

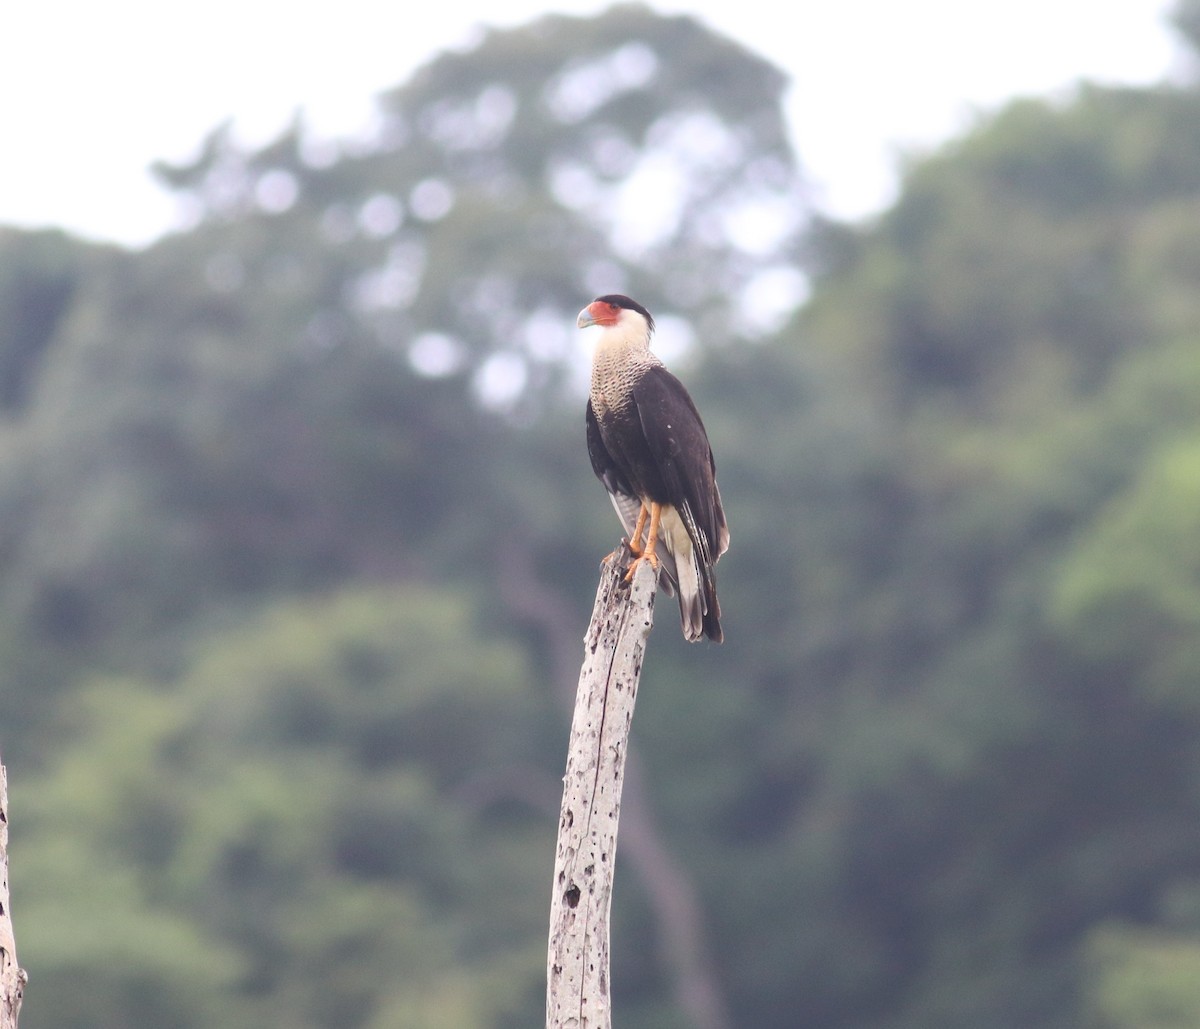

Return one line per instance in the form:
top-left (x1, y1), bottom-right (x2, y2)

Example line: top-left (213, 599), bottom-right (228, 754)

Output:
top-left (624, 551), bottom-right (660, 583)
top-left (627, 504), bottom-right (649, 556)
top-left (624, 501), bottom-right (663, 582)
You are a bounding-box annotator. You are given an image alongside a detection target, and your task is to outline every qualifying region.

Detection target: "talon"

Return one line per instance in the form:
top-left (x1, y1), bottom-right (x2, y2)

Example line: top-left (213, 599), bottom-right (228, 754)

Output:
top-left (623, 551), bottom-right (660, 582)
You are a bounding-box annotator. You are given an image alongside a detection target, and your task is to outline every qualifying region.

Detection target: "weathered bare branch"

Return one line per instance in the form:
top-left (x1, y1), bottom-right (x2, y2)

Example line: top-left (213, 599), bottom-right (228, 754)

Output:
top-left (547, 554), bottom-right (656, 1029)
top-left (0, 761), bottom-right (26, 1029)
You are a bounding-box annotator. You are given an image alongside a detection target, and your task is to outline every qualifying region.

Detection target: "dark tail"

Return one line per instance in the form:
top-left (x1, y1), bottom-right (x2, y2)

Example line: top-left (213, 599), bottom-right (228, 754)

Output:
top-left (700, 564), bottom-right (722, 643)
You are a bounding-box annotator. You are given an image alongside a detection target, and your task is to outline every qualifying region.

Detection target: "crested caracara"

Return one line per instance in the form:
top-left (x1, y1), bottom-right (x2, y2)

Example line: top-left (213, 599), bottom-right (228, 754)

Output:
top-left (578, 294), bottom-right (729, 642)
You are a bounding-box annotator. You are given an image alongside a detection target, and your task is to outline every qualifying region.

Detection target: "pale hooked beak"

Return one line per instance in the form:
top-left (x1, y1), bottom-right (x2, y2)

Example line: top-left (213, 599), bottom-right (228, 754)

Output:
top-left (576, 305), bottom-right (597, 329)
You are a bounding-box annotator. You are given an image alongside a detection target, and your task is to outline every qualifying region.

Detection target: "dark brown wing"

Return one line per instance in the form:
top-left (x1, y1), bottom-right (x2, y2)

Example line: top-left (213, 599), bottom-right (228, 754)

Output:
top-left (586, 398), bottom-right (678, 594)
top-left (629, 366), bottom-right (729, 567)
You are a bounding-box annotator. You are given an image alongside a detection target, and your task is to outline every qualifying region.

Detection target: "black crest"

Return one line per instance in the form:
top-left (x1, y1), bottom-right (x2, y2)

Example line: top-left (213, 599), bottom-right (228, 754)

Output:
top-left (593, 294), bottom-right (655, 333)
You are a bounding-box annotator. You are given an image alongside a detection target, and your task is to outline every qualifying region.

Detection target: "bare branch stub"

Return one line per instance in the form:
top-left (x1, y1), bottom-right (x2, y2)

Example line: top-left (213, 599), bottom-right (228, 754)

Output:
top-left (0, 761), bottom-right (26, 1029)
top-left (546, 553), bottom-right (656, 1029)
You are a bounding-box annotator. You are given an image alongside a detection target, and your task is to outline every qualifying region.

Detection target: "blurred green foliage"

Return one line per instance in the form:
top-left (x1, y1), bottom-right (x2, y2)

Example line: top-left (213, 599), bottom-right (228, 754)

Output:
top-left (3, 3), bottom-right (1200, 1026)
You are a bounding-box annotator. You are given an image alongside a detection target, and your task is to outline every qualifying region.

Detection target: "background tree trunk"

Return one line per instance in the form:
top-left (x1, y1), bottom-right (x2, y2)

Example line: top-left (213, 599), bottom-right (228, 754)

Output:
top-left (546, 555), bottom-right (656, 1029)
top-left (0, 761), bottom-right (25, 1028)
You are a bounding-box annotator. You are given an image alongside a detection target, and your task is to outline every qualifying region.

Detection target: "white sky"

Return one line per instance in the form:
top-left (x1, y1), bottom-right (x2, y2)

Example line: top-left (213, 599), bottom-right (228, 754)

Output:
top-left (1, 0), bottom-right (1183, 247)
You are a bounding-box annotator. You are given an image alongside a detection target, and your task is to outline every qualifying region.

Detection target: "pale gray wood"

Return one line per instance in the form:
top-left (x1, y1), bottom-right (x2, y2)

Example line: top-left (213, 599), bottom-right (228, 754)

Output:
top-left (546, 555), bottom-right (656, 1029)
top-left (0, 762), bottom-right (26, 1029)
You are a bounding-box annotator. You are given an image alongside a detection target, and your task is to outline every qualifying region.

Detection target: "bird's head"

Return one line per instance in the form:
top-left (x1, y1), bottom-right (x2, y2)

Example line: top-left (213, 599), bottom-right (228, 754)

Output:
top-left (576, 294), bottom-right (655, 338)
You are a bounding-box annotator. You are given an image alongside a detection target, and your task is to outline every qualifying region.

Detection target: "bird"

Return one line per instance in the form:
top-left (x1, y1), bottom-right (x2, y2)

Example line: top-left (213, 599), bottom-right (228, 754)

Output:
top-left (577, 294), bottom-right (729, 642)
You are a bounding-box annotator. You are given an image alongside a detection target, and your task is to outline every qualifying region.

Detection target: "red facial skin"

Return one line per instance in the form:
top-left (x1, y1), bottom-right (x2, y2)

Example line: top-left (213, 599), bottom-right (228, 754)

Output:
top-left (585, 300), bottom-right (621, 326)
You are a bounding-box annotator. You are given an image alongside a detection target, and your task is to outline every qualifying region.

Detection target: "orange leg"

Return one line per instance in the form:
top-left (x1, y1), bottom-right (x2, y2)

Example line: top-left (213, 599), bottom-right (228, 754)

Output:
top-left (628, 504), bottom-right (649, 555)
top-left (625, 502), bottom-right (662, 582)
